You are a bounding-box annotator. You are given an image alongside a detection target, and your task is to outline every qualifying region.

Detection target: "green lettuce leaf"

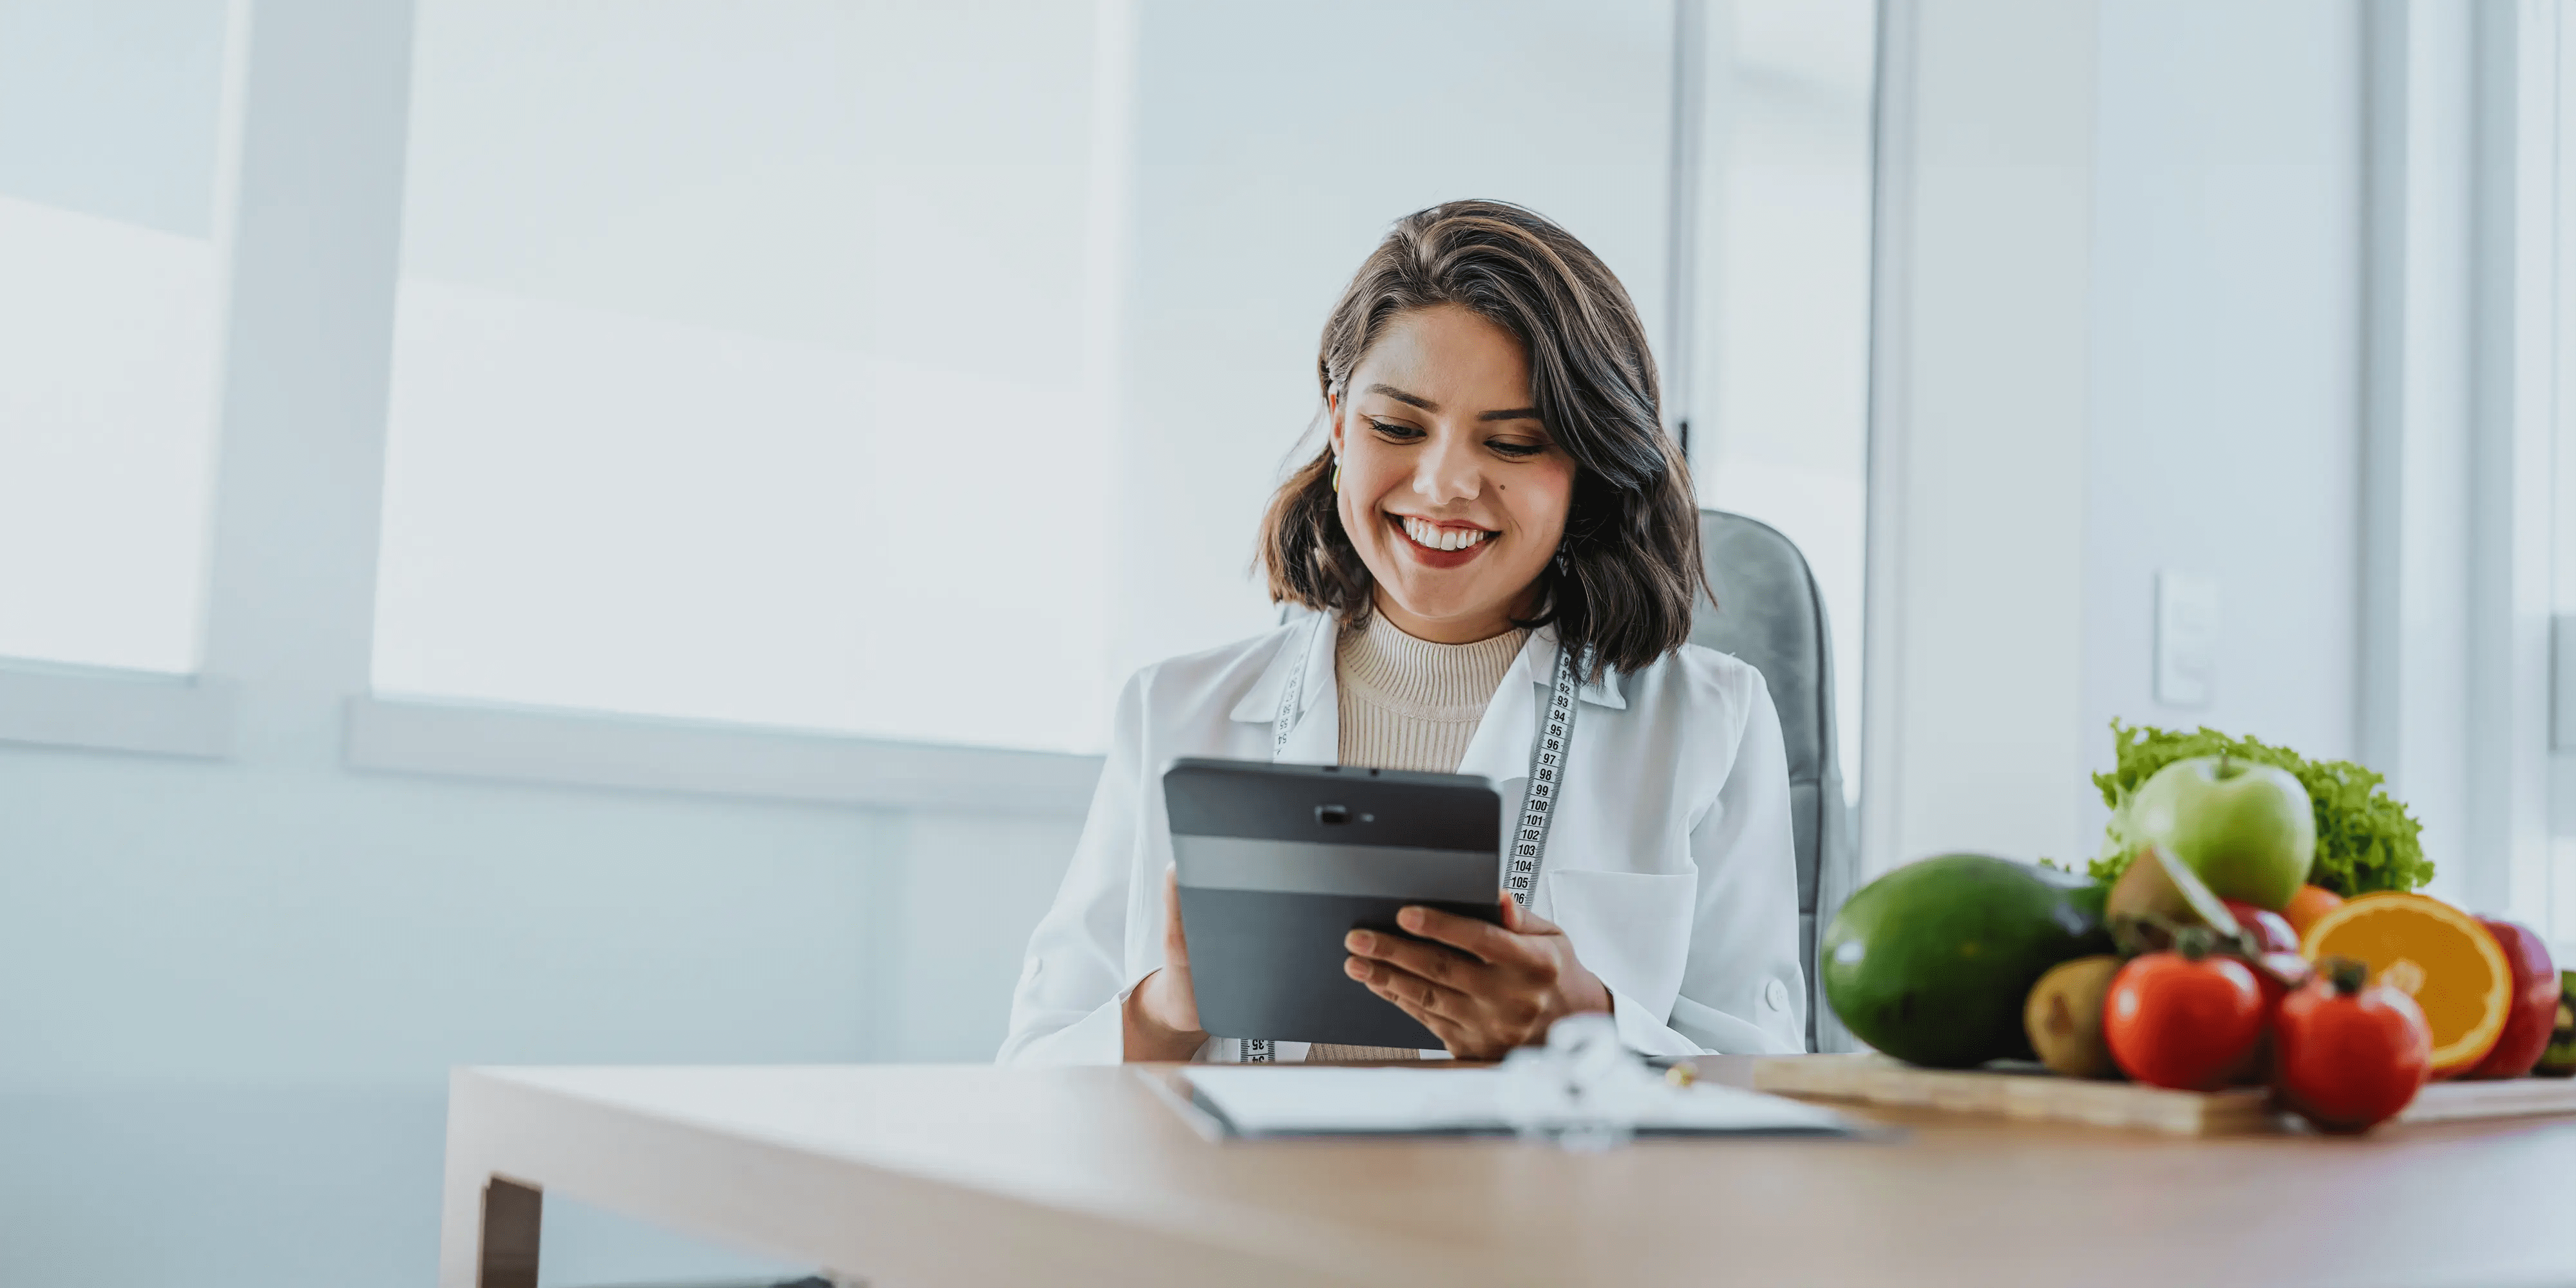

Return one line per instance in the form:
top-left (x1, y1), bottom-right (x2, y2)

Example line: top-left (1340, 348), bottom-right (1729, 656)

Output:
top-left (2085, 719), bottom-right (2432, 897)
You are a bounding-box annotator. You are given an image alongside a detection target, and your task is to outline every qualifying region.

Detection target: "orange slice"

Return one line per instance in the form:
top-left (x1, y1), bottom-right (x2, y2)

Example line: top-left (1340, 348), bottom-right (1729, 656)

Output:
top-left (2301, 892), bottom-right (2510, 1077)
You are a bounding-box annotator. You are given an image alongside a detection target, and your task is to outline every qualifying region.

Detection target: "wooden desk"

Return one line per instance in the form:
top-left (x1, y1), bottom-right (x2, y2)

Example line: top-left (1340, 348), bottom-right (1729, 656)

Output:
top-left (439, 1059), bottom-right (2576, 1287)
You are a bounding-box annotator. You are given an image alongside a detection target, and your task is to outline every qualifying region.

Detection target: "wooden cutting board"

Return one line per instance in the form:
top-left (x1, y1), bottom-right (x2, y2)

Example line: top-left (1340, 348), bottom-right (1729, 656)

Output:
top-left (1748, 1054), bottom-right (2576, 1137)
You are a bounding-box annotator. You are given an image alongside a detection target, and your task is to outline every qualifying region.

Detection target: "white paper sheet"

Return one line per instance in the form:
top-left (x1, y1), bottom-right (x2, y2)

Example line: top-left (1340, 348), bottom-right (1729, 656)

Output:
top-left (1179, 1066), bottom-right (1853, 1138)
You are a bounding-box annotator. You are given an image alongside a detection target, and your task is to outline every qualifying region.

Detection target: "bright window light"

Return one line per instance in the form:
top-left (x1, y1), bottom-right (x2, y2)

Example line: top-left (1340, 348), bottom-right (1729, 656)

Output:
top-left (375, 0), bottom-right (1679, 754)
top-left (377, 0), bottom-right (1114, 752)
top-left (0, 0), bottom-right (234, 674)
top-left (1688, 0), bottom-right (1879, 802)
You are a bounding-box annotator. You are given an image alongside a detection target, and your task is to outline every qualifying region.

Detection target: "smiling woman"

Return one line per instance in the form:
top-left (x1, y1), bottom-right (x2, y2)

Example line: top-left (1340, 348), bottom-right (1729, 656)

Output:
top-left (1265, 203), bottom-right (1705, 671)
top-left (1327, 308), bottom-right (1572, 636)
top-left (1003, 200), bottom-right (1806, 1066)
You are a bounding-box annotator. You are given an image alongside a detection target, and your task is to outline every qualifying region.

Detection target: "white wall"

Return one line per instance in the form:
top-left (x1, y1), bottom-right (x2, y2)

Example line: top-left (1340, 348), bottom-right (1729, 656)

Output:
top-left (1871, 0), bottom-right (2370, 875)
top-left (2081, 0), bottom-right (2366, 836)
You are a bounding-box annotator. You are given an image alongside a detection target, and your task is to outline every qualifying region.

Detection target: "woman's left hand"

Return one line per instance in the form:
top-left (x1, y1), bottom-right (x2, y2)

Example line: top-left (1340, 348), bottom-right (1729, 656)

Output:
top-left (1343, 895), bottom-right (1613, 1060)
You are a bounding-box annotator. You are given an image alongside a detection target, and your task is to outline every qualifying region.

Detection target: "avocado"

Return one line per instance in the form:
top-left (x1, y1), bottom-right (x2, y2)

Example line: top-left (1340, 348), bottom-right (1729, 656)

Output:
top-left (1823, 853), bottom-right (2113, 1068)
top-left (2539, 970), bottom-right (2575, 1079)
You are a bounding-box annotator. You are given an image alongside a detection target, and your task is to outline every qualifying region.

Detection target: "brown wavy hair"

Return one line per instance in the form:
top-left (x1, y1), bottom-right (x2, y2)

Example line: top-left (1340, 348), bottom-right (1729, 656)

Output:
top-left (1257, 199), bottom-right (1708, 680)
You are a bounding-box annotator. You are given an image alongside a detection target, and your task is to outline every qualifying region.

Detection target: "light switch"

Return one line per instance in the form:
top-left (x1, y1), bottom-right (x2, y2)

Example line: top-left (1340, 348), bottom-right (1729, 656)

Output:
top-left (2154, 571), bottom-right (2218, 708)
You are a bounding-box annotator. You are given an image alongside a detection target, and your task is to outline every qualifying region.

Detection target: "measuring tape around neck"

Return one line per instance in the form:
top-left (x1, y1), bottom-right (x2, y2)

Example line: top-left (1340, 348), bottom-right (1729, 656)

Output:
top-left (1507, 635), bottom-right (1582, 908)
top-left (1242, 615), bottom-right (1584, 1063)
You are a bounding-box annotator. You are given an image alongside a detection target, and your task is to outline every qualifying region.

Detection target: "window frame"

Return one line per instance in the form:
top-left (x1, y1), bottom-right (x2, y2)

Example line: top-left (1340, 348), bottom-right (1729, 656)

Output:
top-left (2544, 0), bottom-right (2576, 956)
top-left (2474, 0), bottom-right (2569, 955)
top-left (0, 659), bottom-right (238, 760)
top-left (342, 693), bottom-right (1100, 813)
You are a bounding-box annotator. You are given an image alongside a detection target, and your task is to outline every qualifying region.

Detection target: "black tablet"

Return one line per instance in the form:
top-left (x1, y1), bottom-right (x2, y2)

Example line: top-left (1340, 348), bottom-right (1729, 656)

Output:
top-left (1162, 757), bottom-right (1506, 1051)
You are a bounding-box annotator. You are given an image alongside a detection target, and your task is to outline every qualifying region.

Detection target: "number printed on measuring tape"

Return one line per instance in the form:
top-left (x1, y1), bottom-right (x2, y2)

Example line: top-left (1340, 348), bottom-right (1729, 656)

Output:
top-left (1503, 640), bottom-right (1581, 908)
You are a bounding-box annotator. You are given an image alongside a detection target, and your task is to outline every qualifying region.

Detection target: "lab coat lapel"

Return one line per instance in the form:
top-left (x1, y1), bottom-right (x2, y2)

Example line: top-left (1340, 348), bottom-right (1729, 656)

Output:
top-left (1455, 627), bottom-right (1550, 788)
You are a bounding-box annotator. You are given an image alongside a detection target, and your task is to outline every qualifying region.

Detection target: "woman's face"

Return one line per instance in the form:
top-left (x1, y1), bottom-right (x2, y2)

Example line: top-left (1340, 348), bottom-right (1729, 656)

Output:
top-left (1329, 304), bottom-right (1575, 643)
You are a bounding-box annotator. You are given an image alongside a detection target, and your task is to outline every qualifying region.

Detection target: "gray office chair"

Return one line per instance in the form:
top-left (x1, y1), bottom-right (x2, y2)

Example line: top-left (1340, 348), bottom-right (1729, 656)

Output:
top-left (1690, 509), bottom-right (1861, 1054)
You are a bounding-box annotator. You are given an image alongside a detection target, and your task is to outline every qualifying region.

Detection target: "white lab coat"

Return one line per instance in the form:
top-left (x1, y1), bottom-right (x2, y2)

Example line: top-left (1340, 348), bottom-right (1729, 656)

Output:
top-left (997, 615), bottom-right (1808, 1063)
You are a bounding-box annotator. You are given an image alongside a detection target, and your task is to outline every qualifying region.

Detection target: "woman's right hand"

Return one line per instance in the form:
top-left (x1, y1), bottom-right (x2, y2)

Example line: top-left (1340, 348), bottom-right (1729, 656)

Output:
top-left (1123, 867), bottom-right (1208, 1061)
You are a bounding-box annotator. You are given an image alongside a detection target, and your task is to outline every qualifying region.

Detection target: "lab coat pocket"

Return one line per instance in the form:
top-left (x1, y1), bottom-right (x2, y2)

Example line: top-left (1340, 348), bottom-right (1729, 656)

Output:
top-left (1544, 869), bottom-right (1696, 1023)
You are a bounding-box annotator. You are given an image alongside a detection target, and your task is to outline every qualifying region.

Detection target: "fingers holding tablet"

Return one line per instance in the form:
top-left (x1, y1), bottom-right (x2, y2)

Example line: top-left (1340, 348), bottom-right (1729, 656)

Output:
top-left (1341, 897), bottom-right (1615, 1059)
top-left (1394, 904), bottom-right (1521, 963)
top-left (1343, 953), bottom-right (1472, 1016)
top-left (1342, 954), bottom-right (1476, 1052)
top-left (1344, 927), bottom-right (1472, 981)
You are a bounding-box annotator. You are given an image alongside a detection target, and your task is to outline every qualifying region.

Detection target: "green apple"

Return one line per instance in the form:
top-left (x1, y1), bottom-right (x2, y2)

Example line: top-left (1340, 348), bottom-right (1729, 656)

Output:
top-left (2125, 756), bottom-right (2315, 910)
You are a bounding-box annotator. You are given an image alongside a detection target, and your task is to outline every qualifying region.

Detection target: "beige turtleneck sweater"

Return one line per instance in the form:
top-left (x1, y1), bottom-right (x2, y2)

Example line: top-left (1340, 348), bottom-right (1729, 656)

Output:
top-left (1308, 612), bottom-right (1528, 1063)
top-left (1334, 611), bottom-right (1529, 775)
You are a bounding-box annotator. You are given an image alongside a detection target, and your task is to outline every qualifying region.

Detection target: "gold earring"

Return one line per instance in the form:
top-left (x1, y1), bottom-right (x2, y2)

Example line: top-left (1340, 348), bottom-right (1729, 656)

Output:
top-left (1331, 457), bottom-right (1341, 493)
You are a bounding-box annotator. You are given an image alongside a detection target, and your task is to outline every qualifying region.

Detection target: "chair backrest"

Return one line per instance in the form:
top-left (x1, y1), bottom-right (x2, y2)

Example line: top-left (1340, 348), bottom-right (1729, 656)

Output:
top-left (1688, 509), bottom-right (1859, 1052)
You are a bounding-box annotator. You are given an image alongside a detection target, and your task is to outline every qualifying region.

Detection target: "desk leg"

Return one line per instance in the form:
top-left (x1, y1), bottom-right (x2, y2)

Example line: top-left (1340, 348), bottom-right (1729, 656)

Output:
top-left (440, 1073), bottom-right (553, 1287)
top-left (478, 1176), bottom-right (543, 1288)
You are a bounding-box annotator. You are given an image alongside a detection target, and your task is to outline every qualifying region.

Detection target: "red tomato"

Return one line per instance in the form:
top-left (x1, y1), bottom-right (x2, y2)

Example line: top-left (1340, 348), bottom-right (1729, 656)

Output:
top-left (2221, 898), bottom-right (2300, 954)
top-left (2104, 936), bottom-right (2268, 1091)
top-left (2275, 957), bottom-right (2431, 1132)
top-left (2465, 919), bottom-right (2560, 1079)
top-left (2226, 952), bottom-right (2316, 1085)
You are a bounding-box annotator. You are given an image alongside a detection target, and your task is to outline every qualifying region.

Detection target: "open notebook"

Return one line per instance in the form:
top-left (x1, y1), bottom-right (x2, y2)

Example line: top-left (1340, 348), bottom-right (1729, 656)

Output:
top-left (1168, 1066), bottom-right (1856, 1139)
